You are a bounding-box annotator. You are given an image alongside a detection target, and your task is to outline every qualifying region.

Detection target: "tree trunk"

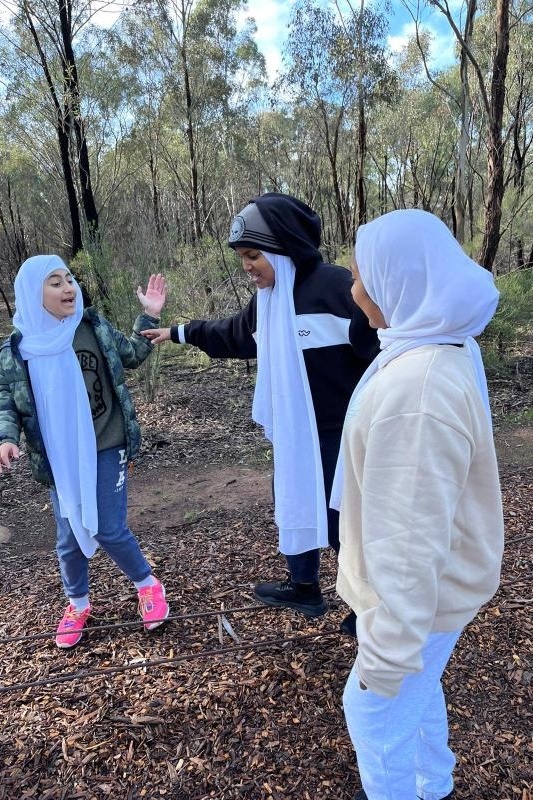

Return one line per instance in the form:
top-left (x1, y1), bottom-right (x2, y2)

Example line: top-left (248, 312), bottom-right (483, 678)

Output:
top-left (58, 0), bottom-right (99, 243)
top-left (22, 2), bottom-right (83, 256)
top-left (380, 154), bottom-right (388, 215)
top-left (149, 151), bottom-right (162, 235)
top-left (0, 287), bottom-right (14, 319)
top-left (511, 71), bottom-right (526, 194)
top-left (450, 173), bottom-right (457, 236)
top-left (356, 99), bottom-right (367, 226)
top-left (319, 102), bottom-right (347, 242)
top-left (511, 237), bottom-right (524, 270)
top-left (477, 0), bottom-right (510, 272)
top-left (0, 179), bottom-right (29, 267)
top-left (355, 0), bottom-right (367, 227)
top-left (455, 0), bottom-right (476, 244)
top-left (180, 40), bottom-right (202, 242)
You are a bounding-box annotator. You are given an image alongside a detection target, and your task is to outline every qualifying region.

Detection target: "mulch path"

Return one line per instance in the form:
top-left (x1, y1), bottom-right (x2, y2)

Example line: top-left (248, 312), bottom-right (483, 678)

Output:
top-left (0, 360), bottom-right (531, 800)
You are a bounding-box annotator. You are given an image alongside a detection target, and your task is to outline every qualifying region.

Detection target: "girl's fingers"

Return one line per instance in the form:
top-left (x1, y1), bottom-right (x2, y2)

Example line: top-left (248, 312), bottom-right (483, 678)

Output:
top-left (148, 274), bottom-right (166, 293)
top-left (141, 328), bottom-right (170, 343)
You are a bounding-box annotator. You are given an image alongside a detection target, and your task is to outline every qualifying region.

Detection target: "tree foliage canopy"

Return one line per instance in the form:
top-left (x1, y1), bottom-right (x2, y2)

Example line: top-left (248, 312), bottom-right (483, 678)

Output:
top-left (1, 0), bottom-right (532, 319)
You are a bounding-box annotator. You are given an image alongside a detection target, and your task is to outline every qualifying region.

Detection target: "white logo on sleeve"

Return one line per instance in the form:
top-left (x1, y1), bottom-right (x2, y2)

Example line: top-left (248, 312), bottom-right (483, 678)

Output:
top-left (295, 313), bottom-right (351, 349)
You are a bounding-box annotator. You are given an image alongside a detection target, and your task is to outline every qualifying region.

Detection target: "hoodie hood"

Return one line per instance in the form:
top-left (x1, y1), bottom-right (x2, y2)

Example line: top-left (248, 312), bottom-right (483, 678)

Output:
top-left (228, 193), bottom-right (323, 275)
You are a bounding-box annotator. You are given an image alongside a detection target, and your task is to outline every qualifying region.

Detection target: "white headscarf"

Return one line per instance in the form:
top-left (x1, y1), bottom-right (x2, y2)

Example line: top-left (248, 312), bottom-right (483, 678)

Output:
top-left (331, 209), bottom-right (500, 508)
top-left (252, 253), bottom-right (328, 556)
top-left (14, 255), bottom-right (99, 557)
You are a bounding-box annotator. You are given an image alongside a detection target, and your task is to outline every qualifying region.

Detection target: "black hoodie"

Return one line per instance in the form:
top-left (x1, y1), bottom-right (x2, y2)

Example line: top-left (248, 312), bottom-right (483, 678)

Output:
top-left (170, 194), bottom-right (379, 431)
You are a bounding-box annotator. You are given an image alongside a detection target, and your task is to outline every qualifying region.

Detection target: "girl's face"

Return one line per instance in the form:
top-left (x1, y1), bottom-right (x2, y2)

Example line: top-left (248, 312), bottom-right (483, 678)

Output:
top-left (351, 258), bottom-right (388, 329)
top-left (235, 247), bottom-right (275, 289)
top-left (42, 268), bottom-right (77, 320)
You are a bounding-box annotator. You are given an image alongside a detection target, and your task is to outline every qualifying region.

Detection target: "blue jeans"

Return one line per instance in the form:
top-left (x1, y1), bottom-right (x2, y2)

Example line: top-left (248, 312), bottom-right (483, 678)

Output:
top-left (285, 428), bottom-right (341, 584)
top-left (51, 446), bottom-right (152, 599)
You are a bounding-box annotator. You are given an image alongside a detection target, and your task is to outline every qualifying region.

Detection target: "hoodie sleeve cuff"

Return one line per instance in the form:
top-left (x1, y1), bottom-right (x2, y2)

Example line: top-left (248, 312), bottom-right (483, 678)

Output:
top-left (170, 324), bottom-right (186, 344)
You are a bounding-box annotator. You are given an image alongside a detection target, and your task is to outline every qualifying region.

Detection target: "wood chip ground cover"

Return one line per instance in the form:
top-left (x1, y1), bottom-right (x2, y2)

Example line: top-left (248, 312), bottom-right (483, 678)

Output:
top-left (0, 362), bottom-right (531, 800)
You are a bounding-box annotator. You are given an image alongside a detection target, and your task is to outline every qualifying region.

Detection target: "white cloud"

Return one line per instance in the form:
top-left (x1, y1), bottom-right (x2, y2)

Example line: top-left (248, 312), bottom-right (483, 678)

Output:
top-left (388, 19), bottom-right (457, 72)
top-left (389, 23), bottom-right (416, 54)
top-left (238, 0), bottom-right (296, 81)
top-left (88, 1), bottom-right (124, 29)
top-left (1, 0), bottom-right (458, 82)
top-left (241, 0), bottom-right (459, 83)
top-left (0, 1), bottom-right (124, 29)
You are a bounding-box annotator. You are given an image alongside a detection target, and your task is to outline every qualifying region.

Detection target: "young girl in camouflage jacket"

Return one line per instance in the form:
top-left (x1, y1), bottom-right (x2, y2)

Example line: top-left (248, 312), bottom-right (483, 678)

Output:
top-left (0, 255), bottom-right (169, 648)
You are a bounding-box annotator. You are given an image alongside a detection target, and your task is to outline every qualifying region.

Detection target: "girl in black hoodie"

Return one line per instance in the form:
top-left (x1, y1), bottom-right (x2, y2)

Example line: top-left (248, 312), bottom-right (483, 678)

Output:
top-left (143, 193), bottom-right (378, 626)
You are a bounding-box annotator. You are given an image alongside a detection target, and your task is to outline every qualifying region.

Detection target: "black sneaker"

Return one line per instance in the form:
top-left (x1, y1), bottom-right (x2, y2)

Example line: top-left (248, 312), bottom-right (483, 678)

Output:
top-left (340, 610), bottom-right (357, 638)
top-left (253, 577), bottom-right (327, 617)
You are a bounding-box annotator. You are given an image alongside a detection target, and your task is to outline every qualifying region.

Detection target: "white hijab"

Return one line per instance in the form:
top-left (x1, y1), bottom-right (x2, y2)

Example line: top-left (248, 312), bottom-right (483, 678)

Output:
top-left (331, 209), bottom-right (500, 508)
top-left (252, 253), bottom-right (328, 556)
top-left (14, 255), bottom-right (99, 557)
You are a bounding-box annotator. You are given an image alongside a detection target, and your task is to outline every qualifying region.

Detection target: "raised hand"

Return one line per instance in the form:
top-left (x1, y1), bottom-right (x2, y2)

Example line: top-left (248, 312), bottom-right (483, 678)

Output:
top-left (141, 327), bottom-right (172, 345)
top-left (136, 273), bottom-right (167, 318)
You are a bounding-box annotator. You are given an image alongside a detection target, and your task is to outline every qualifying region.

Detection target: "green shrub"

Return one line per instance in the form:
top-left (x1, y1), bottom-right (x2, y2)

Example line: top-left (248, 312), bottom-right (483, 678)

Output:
top-left (70, 239), bottom-right (253, 398)
top-left (483, 267), bottom-right (533, 364)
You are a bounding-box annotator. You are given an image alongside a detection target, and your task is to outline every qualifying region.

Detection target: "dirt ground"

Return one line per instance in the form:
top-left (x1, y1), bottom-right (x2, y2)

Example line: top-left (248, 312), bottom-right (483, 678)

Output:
top-left (0, 358), bottom-right (532, 800)
top-left (2, 361), bottom-right (531, 555)
top-left (0, 362), bottom-right (273, 555)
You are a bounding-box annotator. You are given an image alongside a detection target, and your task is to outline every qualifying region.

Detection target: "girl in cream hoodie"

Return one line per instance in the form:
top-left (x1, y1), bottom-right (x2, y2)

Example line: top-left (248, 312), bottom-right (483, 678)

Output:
top-left (335, 210), bottom-right (504, 800)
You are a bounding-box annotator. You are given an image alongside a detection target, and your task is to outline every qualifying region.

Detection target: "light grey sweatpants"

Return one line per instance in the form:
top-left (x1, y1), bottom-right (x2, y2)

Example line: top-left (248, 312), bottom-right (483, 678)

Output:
top-left (343, 630), bottom-right (461, 800)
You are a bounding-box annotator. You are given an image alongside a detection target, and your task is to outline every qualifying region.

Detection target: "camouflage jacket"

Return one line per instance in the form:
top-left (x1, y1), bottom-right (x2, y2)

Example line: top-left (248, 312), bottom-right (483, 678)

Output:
top-left (0, 306), bottom-right (158, 486)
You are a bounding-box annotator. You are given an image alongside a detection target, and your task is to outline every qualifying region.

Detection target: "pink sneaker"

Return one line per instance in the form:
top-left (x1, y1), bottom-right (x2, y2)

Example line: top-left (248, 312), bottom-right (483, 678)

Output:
top-left (55, 604), bottom-right (91, 648)
top-left (137, 580), bottom-right (169, 630)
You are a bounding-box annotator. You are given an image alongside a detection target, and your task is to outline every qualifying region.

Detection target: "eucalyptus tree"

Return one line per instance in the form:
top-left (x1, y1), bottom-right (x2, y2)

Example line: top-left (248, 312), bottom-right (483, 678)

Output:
top-left (0, 174), bottom-right (29, 281)
top-left (8, 0), bottom-right (104, 255)
top-left (491, 1), bottom-right (533, 269)
top-left (456, 0), bottom-right (476, 243)
top-left (278, 1), bottom-right (352, 239)
top-left (0, 162), bottom-right (27, 315)
top-left (126, 0), bottom-right (265, 245)
top-left (404, 0), bottom-right (510, 270)
top-left (276, 0), bottom-right (395, 244)
top-left (368, 90), bottom-right (455, 217)
top-left (105, 9), bottom-right (175, 238)
top-left (0, 121), bottom-right (53, 312)
top-left (427, 0), bottom-right (533, 271)
top-left (0, 5), bottom-right (80, 255)
top-left (368, 37), bottom-right (460, 222)
top-left (402, 0), bottom-right (476, 242)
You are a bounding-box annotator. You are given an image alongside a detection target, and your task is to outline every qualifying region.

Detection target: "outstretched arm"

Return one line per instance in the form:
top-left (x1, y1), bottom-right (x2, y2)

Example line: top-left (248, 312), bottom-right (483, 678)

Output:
top-left (141, 295), bottom-right (258, 359)
top-left (141, 328), bottom-right (171, 345)
top-left (136, 273), bottom-right (167, 318)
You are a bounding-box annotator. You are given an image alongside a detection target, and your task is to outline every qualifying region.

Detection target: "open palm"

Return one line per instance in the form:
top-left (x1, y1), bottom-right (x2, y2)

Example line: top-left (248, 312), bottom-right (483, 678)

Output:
top-left (137, 273), bottom-right (167, 317)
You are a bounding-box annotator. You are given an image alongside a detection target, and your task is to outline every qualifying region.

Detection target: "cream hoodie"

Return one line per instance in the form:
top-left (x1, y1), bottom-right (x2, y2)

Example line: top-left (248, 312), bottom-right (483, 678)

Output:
top-left (337, 344), bottom-right (504, 698)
